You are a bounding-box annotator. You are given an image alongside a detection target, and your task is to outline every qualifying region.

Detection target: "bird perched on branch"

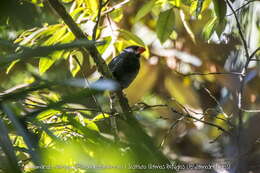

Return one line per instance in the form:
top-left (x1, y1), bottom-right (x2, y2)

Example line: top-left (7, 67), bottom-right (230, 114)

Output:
top-left (108, 45), bottom-right (145, 89)
top-left (95, 45), bottom-right (145, 90)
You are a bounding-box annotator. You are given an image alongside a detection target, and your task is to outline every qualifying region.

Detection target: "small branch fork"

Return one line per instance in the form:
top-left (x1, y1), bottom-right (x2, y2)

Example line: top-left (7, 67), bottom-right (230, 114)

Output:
top-left (133, 100), bottom-right (232, 148)
top-left (226, 0), bottom-right (258, 16)
top-left (92, 0), bottom-right (110, 40)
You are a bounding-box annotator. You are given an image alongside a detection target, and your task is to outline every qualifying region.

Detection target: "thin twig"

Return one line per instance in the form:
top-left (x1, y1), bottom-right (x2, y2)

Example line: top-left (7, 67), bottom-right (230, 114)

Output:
top-left (225, 0), bottom-right (253, 163)
top-left (174, 70), bottom-right (243, 77)
top-left (171, 99), bottom-right (232, 135)
top-left (225, 0), bottom-right (250, 61)
top-left (92, 0), bottom-right (110, 40)
top-left (250, 59), bottom-right (260, 61)
top-left (241, 109), bottom-right (260, 113)
top-left (249, 47), bottom-right (260, 60)
top-left (170, 107), bottom-right (232, 135)
top-left (102, 0), bottom-right (131, 15)
top-left (226, 0), bottom-right (257, 16)
top-left (159, 116), bottom-right (185, 148)
top-left (203, 87), bottom-right (229, 117)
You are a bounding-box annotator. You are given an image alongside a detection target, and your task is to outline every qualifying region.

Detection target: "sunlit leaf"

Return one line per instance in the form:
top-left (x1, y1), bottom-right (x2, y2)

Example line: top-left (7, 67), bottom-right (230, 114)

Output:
top-left (169, 0), bottom-right (181, 7)
top-left (70, 7), bottom-right (85, 19)
top-left (92, 113), bottom-right (110, 122)
top-left (110, 8), bottom-right (123, 22)
top-left (61, 0), bottom-right (73, 3)
top-left (202, 16), bottom-right (218, 40)
top-left (39, 57), bottom-right (55, 75)
top-left (69, 51), bottom-right (83, 77)
top-left (84, 0), bottom-right (98, 14)
top-left (119, 29), bottom-right (145, 46)
top-left (57, 31), bottom-right (75, 43)
top-left (156, 8), bottom-right (175, 44)
top-left (97, 36), bottom-right (112, 54)
top-left (42, 26), bottom-right (67, 46)
top-left (134, 0), bottom-right (156, 22)
top-left (210, 113), bottom-right (228, 137)
top-left (6, 59), bottom-right (19, 74)
top-left (24, 0), bottom-right (44, 7)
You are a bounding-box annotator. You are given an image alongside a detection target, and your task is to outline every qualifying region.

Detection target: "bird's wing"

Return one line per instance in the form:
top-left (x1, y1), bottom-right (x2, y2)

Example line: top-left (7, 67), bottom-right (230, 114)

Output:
top-left (108, 54), bottom-right (125, 72)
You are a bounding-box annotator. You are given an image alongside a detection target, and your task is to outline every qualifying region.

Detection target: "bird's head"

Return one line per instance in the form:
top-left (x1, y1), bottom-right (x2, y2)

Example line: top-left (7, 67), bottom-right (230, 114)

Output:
top-left (123, 45), bottom-right (146, 56)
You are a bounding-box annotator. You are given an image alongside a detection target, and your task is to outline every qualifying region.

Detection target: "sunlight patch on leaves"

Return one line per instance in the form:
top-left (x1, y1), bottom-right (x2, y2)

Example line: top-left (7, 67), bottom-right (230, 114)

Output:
top-left (39, 57), bottom-right (55, 75)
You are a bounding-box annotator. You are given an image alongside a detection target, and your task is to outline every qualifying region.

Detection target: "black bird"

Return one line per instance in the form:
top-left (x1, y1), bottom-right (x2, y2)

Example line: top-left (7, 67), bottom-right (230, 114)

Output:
top-left (99, 45), bottom-right (145, 89)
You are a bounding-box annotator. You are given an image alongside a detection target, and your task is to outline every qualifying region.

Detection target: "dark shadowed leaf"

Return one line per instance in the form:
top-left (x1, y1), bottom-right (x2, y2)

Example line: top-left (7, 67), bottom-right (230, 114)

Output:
top-left (213, 0), bottom-right (227, 22)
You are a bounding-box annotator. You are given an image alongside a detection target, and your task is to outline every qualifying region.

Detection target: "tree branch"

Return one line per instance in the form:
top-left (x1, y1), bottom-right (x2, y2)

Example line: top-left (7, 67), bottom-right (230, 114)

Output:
top-left (92, 0), bottom-right (110, 40)
top-left (174, 71), bottom-right (243, 77)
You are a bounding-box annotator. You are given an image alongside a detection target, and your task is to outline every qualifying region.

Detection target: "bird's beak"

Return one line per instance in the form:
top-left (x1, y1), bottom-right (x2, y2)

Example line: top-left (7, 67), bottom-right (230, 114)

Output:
top-left (137, 47), bottom-right (145, 54)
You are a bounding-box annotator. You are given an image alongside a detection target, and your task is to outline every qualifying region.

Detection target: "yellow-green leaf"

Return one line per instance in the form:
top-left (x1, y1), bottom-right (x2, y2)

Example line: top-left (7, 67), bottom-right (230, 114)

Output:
top-left (202, 16), bottom-right (218, 40)
top-left (134, 0), bottom-right (156, 22)
top-left (69, 51), bottom-right (83, 77)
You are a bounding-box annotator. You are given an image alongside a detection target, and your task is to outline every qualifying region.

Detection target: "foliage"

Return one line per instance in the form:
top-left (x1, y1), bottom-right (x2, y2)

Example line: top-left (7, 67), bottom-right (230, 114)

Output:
top-left (0, 0), bottom-right (260, 173)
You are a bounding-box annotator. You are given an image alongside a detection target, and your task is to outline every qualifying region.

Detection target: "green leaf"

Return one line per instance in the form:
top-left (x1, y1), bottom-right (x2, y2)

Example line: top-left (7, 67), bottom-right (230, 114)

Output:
top-left (75, 114), bottom-right (100, 132)
top-left (69, 51), bottom-right (83, 77)
top-left (110, 8), bottom-right (123, 23)
top-left (97, 36), bottom-right (112, 54)
top-left (42, 26), bottom-right (67, 46)
top-left (57, 31), bottom-right (75, 44)
top-left (202, 17), bottom-right (218, 40)
top-left (134, 0), bottom-right (156, 22)
top-left (213, 0), bottom-right (227, 22)
top-left (39, 57), bottom-right (55, 75)
top-left (85, 119), bottom-right (99, 132)
top-left (119, 29), bottom-right (145, 46)
top-left (37, 109), bottom-right (60, 120)
top-left (216, 19), bottom-right (226, 37)
top-left (156, 8), bottom-right (175, 44)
